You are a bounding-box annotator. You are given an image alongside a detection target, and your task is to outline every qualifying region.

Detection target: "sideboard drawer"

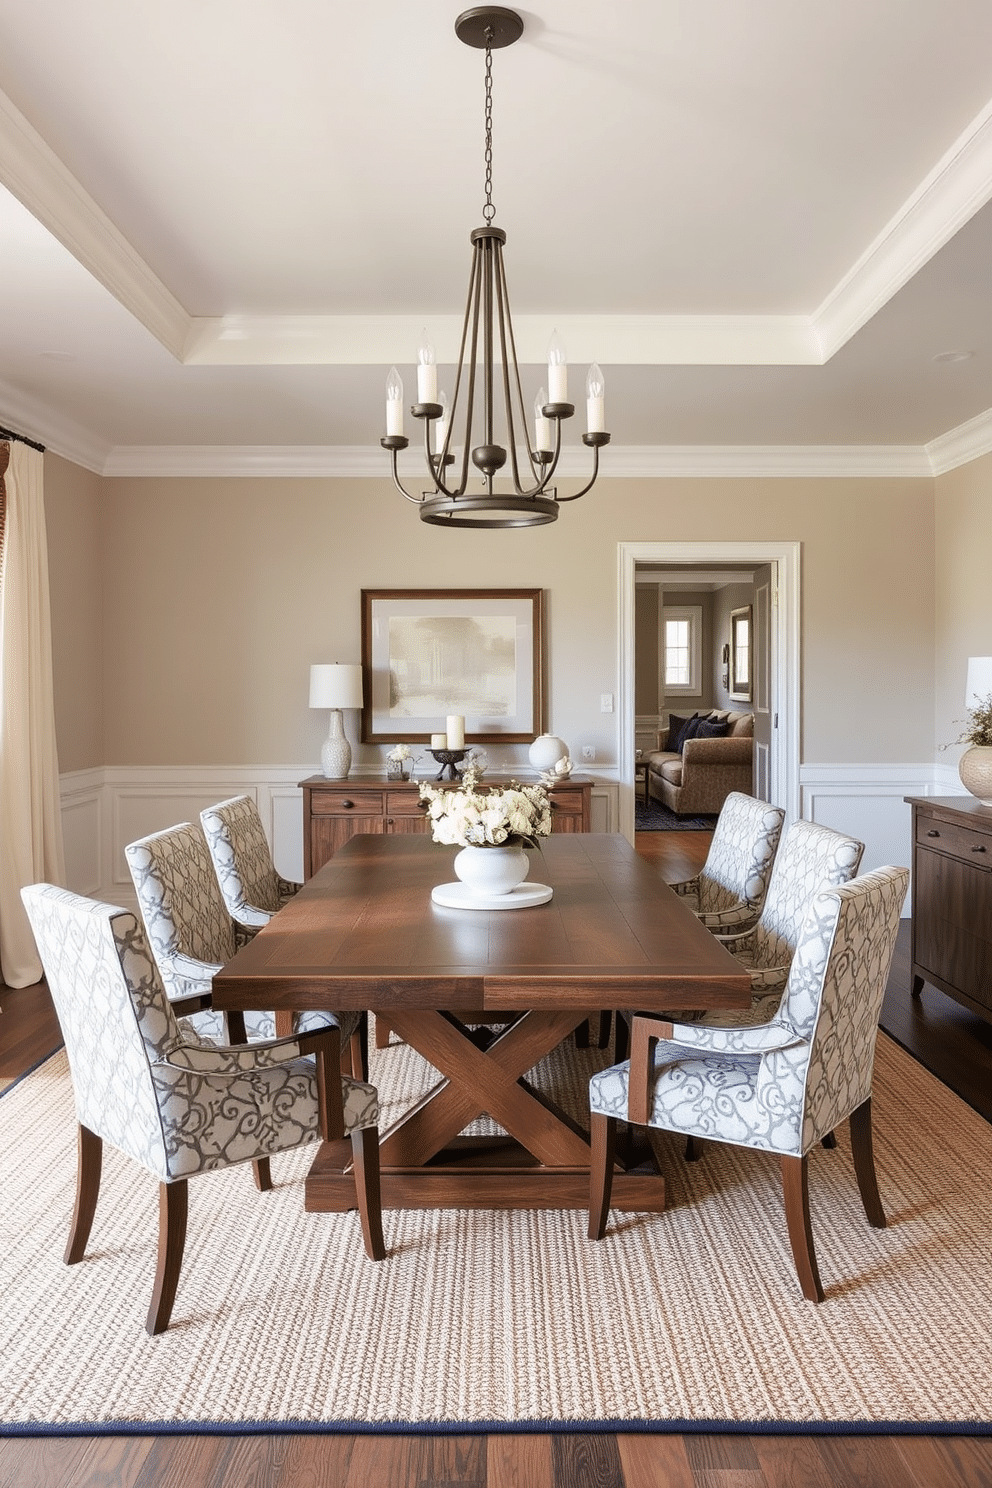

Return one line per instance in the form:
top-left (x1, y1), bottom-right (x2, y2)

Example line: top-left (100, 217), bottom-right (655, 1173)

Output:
top-left (915, 814), bottom-right (992, 868)
top-left (309, 789), bottom-right (386, 817)
top-left (386, 790), bottom-right (429, 817)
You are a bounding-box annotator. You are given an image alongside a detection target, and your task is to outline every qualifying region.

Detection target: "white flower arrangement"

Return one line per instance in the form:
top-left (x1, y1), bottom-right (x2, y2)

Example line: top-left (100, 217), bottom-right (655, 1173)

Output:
top-left (387, 743), bottom-right (413, 762)
top-left (419, 765), bottom-right (553, 849)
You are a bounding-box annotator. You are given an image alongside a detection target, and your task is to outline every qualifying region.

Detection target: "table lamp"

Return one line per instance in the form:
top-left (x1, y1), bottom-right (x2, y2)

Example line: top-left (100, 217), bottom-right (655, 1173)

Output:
top-left (309, 663), bottom-right (364, 778)
top-left (966, 657), bottom-right (992, 708)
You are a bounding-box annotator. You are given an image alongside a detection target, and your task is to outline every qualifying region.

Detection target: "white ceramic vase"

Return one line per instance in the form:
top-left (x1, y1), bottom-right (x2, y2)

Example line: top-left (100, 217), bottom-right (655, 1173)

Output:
top-left (453, 843), bottom-right (530, 896)
top-left (958, 745), bottom-right (992, 805)
top-left (528, 734), bottom-right (568, 771)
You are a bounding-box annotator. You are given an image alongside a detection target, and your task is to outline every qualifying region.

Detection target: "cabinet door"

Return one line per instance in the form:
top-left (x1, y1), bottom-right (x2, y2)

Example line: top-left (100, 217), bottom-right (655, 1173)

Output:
top-left (310, 815), bottom-right (384, 875)
top-left (548, 788), bottom-right (586, 833)
top-left (914, 846), bottom-right (992, 1015)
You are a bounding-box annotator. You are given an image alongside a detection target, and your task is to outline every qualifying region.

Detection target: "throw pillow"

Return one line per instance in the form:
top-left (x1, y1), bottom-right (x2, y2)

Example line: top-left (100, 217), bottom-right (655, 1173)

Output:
top-left (692, 718), bottom-right (731, 743)
top-left (678, 715), bottom-right (707, 754)
top-left (666, 713), bottom-right (697, 752)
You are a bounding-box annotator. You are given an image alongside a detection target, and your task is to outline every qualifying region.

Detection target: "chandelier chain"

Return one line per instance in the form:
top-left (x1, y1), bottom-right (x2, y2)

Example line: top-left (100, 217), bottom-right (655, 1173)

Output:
top-left (483, 40), bottom-right (495, 224)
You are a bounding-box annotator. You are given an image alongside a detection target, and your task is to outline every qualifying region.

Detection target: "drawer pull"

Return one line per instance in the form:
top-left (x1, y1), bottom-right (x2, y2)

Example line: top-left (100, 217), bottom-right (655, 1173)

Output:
top-left (927, 830), bottom-right (940, 838)
top-left (973, 845), bottom-right (988, 854)
top-left (341, 800), bottom-right (354, 810)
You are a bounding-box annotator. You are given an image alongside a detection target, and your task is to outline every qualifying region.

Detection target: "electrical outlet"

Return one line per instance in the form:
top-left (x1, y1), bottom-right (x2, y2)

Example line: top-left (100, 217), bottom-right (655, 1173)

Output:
top-left (600, 693), bottom-right (614, 713)
top-left (581, 745), bottom-right (596, 761)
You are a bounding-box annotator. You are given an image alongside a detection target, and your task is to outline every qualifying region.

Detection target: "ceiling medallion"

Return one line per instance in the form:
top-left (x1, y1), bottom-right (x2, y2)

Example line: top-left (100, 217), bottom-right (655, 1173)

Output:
top-left (380, 7), bottom-right (610, 528)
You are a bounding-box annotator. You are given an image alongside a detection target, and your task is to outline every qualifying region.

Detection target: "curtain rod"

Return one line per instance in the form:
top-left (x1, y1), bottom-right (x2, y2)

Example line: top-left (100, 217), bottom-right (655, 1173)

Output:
top-left (0, 424), bottom-right (46, 454)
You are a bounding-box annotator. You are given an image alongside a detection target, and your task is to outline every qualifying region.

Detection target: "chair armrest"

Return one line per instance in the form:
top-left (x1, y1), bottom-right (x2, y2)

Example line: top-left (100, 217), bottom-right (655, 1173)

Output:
top-left (160, 1023), bottom-right (344, 1138)
top-left (168, 950), bottom-right (223, 983)
top-left (276, 875), bottom-right (302, 900)
top-left (626, 1013), bottom-right (805, 1124)
top-left (696, 904), bottom-right (758, 932)
top-left (670, 876), bottom-right (700, 899)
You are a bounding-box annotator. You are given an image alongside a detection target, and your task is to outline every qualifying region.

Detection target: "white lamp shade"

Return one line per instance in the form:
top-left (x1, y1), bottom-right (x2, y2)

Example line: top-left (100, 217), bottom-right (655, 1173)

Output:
top-left (966, 657), bottom-right (992, 708)
top-left (309, 663), bottom-right (364, 710)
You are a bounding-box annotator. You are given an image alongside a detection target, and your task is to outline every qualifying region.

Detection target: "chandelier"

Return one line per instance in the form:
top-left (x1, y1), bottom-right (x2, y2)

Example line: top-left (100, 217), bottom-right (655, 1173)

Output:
top-left (380, 6), bottom-right (610, 529)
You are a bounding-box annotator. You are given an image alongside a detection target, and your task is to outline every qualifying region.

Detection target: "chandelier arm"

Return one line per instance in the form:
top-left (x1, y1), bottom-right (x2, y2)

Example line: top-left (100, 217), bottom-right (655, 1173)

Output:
top-left (495, 242), bottom-right (557, 495)
top-left (385, 445), bottom-right (425, 505)
top-left (439, 239), bottom-right (483, 499)
top-left (493, 243), bottom-right (524, 493)
top-left (554, 441), bottom-right (605, 502)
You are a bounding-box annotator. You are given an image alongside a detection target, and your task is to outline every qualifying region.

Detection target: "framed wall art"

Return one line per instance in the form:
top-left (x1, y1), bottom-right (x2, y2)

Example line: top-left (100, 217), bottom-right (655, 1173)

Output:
top-left (360, 588), bottom-right (544, 744)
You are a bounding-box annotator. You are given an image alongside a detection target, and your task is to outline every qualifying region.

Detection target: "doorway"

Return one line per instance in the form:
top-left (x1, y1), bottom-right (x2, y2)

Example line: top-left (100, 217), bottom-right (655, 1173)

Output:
top-left (617, 540), bottom-right (800, 841)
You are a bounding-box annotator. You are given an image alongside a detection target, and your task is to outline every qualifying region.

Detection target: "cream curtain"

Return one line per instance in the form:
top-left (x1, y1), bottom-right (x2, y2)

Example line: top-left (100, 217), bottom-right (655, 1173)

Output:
top-left (0, 440), bottom-right (66, 987)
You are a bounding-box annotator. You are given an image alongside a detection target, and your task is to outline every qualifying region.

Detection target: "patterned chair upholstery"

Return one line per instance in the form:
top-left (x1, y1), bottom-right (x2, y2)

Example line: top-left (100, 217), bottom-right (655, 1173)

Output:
top-left (20, 883), bottom-right (385, 1334)
top-left (709, 818), bottom-right (865, 1024)
top-left (200, 795), bottom-right (301, 931)
top-left (589, 865), bottom-right (910, 1302)
top-left (670, 792), bottom-right (785, 933)
top-left (125, 821), bottom-right (359, 1053)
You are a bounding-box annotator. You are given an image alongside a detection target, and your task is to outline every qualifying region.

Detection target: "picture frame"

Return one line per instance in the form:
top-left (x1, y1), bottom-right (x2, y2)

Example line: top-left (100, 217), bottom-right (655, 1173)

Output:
top-left (360, 588), bottom-right (544, 744)
top-left (730, 605), bottom-right (752, 702)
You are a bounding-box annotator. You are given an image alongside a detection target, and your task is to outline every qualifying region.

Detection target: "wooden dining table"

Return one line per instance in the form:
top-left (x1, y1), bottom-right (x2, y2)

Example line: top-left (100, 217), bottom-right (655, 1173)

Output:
top-left (211, 832), bottom-right (752, 1214)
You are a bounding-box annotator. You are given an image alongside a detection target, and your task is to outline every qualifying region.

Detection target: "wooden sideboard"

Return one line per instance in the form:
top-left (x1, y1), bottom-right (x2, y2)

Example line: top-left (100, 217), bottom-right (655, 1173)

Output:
top-left (301, 773), bottom-right (593, 879)
top-left (905, 795), bottom-right (992, 1024)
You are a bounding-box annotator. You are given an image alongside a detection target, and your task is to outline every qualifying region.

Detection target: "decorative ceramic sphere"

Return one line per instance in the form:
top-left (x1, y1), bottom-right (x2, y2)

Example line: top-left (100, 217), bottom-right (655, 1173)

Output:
top-left (528, 733), bottom-right (568, 771)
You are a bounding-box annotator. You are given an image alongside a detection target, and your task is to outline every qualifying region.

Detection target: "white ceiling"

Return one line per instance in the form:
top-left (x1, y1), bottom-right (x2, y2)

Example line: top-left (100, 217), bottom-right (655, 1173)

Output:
top-left (2, 0), bottom-right (992, 477)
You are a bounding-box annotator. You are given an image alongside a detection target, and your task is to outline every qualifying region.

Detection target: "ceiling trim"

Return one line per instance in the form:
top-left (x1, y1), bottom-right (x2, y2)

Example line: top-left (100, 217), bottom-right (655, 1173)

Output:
top-left (3, 82), bottom-right (992, 374)
top-left (98, 442), bottom-right (933, 480)
top-left (0, 377), bottom-right (108, 473)
top-left (0, 88), bottom-right (190, 360)
top-left (925, 406), bottom-right (992, 475)
top-left (812, 98), bottom-right (992, 360)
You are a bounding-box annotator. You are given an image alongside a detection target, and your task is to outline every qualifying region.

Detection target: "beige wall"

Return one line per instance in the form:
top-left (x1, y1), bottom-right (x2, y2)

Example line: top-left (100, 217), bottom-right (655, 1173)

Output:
top-left (44, 454), bottom-right (104, 773)
top-left (46, 465), bottom-right (938, 771)
top-left (935, 453), bottom-right (992, 756)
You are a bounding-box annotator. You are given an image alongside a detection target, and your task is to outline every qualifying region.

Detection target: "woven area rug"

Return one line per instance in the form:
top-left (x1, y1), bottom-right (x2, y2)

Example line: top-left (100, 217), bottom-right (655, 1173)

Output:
top-left (635, 800), bottom-right (717, 831)
top-left (2, 1029), bottom-right (991, 1435)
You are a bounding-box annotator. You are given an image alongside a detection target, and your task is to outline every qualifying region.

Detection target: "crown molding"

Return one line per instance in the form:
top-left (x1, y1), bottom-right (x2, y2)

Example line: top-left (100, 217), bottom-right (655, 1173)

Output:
top-left (0, 378), bottom-right (109, 473)
top-left (813, 98), bottom-right (992, 360)
top-left (98, 442), bottom-right (934, 480)
top-left (0, 86), bottom-right (190, 360)
top-left (925, 406), bottom-right (992, 475)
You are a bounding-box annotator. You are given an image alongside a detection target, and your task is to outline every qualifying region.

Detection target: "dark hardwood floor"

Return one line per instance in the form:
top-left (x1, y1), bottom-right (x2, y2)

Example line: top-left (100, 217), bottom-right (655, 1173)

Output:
top-left (2, 829), bottom-right (990, 1486)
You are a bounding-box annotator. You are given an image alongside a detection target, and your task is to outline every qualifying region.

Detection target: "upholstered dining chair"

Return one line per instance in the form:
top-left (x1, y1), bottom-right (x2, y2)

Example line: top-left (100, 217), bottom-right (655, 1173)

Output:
top-left (125, 821), bottom-right (363, 1072)
top-left (20, 883), bottom-right (385, 1335)
top-left (708, 817), bottom-right (865, 1025)
top-left (588, 865), bottom-right (909, 1302)
top-left (669, 791), bottom-right (785, 932)
top-left (200, 794), bottom-right (301, 931)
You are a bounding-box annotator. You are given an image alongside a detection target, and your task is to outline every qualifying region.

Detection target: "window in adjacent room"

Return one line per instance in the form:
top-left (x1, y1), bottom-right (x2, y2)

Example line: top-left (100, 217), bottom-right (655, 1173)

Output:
top-left (662, 605), bottom-right (702, 694)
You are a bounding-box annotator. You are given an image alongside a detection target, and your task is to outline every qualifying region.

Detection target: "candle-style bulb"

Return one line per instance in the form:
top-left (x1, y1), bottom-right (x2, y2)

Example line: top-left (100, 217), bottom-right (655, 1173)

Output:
top-left (417, 329), bottom-right (438, 403)
top-left (547, 331), bottom-right (567, 403)
top-left (385, 366), bottom-right (404, 437)
top-left (435, 390), bottom-right (450, 453)
top-left (533, 386), bottom-right (552, 451)
top-left (585, 363), bottom-right (606, 433)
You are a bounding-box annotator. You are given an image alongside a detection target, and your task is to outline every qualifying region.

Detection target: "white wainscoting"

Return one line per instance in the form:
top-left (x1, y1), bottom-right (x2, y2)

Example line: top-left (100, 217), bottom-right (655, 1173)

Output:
top-left (799, 763), bottom-right (956, 915)
top-left (59, 766), bottom-right (620, 908)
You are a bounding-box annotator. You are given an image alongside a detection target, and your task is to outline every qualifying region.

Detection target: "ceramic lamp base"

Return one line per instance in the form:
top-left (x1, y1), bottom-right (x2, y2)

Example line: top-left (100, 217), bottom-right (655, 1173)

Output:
top-left (321, 709), bottom-right (351, 779)
top-left (959, 745), bottom-right (992, 805)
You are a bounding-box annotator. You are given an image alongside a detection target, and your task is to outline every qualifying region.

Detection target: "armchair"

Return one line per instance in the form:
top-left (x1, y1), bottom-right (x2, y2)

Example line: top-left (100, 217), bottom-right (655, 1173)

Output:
top-left (200, 794), bottom-right (301, 932)
top-left (20, 884), bottom-right (385, 1334)
top-left (589, 866), bottom-right (909, 1301)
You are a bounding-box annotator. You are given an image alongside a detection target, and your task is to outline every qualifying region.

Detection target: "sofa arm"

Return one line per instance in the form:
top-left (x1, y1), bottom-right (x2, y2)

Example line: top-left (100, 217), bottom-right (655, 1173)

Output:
top-left (679, 735), bottom-right (753, 771)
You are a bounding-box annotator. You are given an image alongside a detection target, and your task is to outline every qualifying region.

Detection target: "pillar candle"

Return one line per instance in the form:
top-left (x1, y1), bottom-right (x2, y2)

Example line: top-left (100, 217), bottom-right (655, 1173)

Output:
top-left (431, 733), bottom-right (447, 748)
top-left (446, 715), bottom-right (465, 749)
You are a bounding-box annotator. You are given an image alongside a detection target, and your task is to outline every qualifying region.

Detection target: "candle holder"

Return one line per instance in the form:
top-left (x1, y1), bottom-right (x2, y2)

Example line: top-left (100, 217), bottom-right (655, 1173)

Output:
top-left (430, 749), bottom-right (467, 781)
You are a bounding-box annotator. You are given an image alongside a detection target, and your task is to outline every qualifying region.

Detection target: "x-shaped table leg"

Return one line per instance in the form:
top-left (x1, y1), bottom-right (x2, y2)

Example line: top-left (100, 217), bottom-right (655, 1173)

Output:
top-left (379, 1007), bottom-right (593, 1168)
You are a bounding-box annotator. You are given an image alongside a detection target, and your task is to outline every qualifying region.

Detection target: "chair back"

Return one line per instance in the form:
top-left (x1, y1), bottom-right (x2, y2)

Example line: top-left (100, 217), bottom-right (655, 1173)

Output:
top-left (200, 794), bottom-right (282, 920)
top-left (125, 821), bottom-right (237, 997)
top-left (20, 884), bottom-right (179, 1175)
top-left (756, 865), bottom-right (909, 1151)
top-left (696, 792), bottom-right (785, 918)
top-left (748, 818), bottom-right (864, 971)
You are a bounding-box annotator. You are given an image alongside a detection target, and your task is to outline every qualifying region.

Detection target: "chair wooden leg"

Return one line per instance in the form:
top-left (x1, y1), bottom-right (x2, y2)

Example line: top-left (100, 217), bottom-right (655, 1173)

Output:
top-left (252, 1157), bottom-right (273, 1192)
top-left (821, 1130), bottom-right (838, 1149)
top-left (849, 1097), bottom-right (886, 1229)
top-left (684, 1135), bottom-right (702, 1162)
top-left (64, 1124), bottom-right (102, 1265)
top-left (350, 1126), bottom-right (385, 1261)
top-left (374, 1018), bottom-right (392, 1049)
top-left (613, 1012), bottom-right (630, 1064)
top-left (588, 1112), bottom-right (616, 1240)
top-left (780, 1154), bottom-right (824, 1303)
top-left (350, 1011), bottom-right (369, 1082)
top-left (146, 1180), bottom-right (189, 1335)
